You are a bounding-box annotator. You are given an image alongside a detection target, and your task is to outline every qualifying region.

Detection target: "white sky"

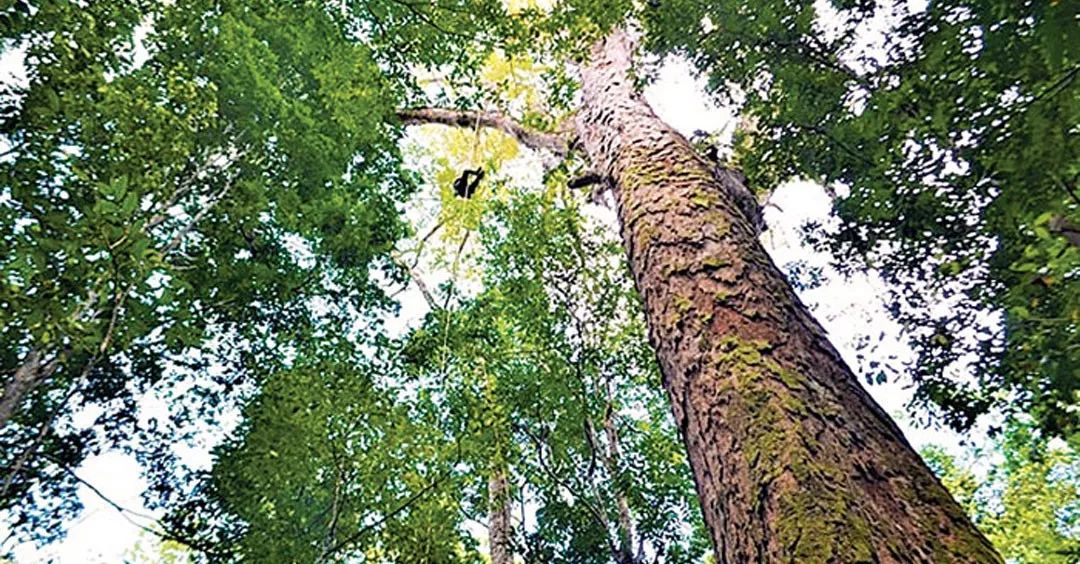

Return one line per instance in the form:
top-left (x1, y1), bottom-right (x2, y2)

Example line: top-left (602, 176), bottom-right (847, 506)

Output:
top-left (4, 34), bottom-right (981, 564)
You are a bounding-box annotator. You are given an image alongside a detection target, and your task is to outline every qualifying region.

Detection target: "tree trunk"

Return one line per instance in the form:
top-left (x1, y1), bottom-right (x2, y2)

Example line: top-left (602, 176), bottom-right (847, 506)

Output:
top-left (0, 349), bottom-right (57, 430)
top-left (602, 383), bottom-right (636, 563)
top-left (488, 467), bottom-right (513, 564)
top-left (574, 30), bottom-right (1001, 562)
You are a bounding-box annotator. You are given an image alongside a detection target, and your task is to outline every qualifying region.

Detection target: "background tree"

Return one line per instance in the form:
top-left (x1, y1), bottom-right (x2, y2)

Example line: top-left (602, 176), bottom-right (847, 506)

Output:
top-left (0, 0), bottom-right (430, 546)
top-left (923, 420), bottom-right (1080, 563)
top-left (463, 191), bottom-right (707, 562)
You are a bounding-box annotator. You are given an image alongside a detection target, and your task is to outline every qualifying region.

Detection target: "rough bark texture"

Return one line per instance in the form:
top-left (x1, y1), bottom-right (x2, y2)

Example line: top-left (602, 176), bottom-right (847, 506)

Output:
top-left (0, 349), bottom-right (57, 430)
top-left (575, 30), bottom-right (1001, 562)
top-left (488, 468), bottom-right (512, 564)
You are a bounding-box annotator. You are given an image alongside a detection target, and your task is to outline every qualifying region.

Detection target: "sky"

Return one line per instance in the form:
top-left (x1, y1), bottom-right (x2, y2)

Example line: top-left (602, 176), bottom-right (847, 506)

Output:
top-left (0, 8), bottom-right (988, 560)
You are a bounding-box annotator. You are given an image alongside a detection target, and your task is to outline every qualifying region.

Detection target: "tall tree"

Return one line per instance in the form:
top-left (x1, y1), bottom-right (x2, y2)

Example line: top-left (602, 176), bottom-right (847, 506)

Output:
top-left (399, 189), bottom-right (706, 562)
top-left (390, 21), bottom-right (1002, 560)
top-left (646, 0), bottom-right (1079, 441)
top-left (571, 29), bottom-right (996, 561)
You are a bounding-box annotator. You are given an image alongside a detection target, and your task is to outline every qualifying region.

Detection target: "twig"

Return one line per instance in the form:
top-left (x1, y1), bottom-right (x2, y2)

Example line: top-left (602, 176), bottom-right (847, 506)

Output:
top-left (390, 253), bottom-right (440, 310)
top-left (162, 176), bottom-right (236, 253)
top-left (518, 424), bottom-right (618, 557)
top-left (42, 453), bottom-right (160, 525)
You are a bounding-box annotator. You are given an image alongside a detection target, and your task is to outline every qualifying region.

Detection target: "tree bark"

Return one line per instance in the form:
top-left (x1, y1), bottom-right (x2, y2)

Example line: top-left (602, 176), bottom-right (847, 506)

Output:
top-left (574, 30), bottom-right (1001, 562)
top-left (0, 349), bottom-right (58, 430)
top-left (488, 466), bottom-right (513, 564)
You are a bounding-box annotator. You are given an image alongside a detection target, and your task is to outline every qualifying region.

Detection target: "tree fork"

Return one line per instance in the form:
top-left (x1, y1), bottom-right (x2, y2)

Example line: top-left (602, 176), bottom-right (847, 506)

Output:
top-left (573, 30), bottom-right (1000, 562)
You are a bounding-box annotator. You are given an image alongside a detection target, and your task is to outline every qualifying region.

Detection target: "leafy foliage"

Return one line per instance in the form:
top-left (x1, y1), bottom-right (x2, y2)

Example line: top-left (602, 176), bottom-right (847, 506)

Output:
top-left (4, 0), bottom-right (1075, 561)
top-left (924, 420), bottom-right (1080, 563)
top-left (0, 0), bottom-right (412, 547)
top-left (165, 340), bottom-right (479, 562)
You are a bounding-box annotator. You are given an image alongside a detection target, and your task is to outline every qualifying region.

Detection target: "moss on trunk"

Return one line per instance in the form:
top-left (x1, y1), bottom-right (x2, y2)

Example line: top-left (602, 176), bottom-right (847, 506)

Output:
top-left (574, 30), bottom-right (1001, 563)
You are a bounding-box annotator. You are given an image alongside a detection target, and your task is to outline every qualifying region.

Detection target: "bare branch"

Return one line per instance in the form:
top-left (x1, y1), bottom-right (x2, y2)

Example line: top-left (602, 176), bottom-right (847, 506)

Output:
top-left (43, 453), bottom-right (160, 525)
top-left (390, 253), bottom-right (440, 310)
top-left (1048, 214), bottom-right (1080, 249)
top-left (397, 108), bottom-right (570, 157)
top-left (162, 176), bottom-right (236, 254)
top-left (147, 141), bottom-right (250, 230)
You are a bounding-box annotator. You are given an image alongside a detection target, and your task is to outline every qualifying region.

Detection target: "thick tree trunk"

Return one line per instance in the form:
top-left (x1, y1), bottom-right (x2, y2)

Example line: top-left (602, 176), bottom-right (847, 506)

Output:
top-left (575, 30), bottom-right (1001, 562)
top-left (488, 467), bottom-right (512, 564)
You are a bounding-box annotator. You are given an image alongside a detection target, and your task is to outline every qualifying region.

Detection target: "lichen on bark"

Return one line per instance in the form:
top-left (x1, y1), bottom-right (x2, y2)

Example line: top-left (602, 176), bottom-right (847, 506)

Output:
top-left (574, 29), bottom-right (1002, 563)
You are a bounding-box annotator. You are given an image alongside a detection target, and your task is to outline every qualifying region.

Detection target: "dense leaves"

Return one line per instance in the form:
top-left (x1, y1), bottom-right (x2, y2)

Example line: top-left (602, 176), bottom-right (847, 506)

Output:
top-left (3, 0), bottom-right (1077, 560)
top-left (0, 0), bottom-right (411, 547)
top-left (167, 340), bottom-right (478, 562)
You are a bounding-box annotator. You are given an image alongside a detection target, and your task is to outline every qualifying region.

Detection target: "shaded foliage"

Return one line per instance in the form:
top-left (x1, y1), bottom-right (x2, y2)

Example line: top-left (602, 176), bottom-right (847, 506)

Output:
top-left (0, 0), bottom-right (414, 548)
top-left (924, 420), bottom-right (1080, 563)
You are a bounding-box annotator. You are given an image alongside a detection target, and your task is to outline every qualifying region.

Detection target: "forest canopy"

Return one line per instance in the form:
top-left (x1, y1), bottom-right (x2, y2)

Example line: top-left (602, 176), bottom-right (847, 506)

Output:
top-left (0, 0), bottom-right (1076, 562)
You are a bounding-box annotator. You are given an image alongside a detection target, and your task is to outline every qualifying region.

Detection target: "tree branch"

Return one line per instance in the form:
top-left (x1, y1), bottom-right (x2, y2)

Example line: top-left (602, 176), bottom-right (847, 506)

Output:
top-left (390, 253), bottom-right (440, 310)
top-left (397, 108), bottom-right (570, 157)
top-left (42, 453), bottom-right (160, 525)
top-left (1048, 214), bottom-right (1080, 249)
top-left (0, 350), bottom-right (56, 431)
top-left (42, 453), bottom-right (230, 558)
